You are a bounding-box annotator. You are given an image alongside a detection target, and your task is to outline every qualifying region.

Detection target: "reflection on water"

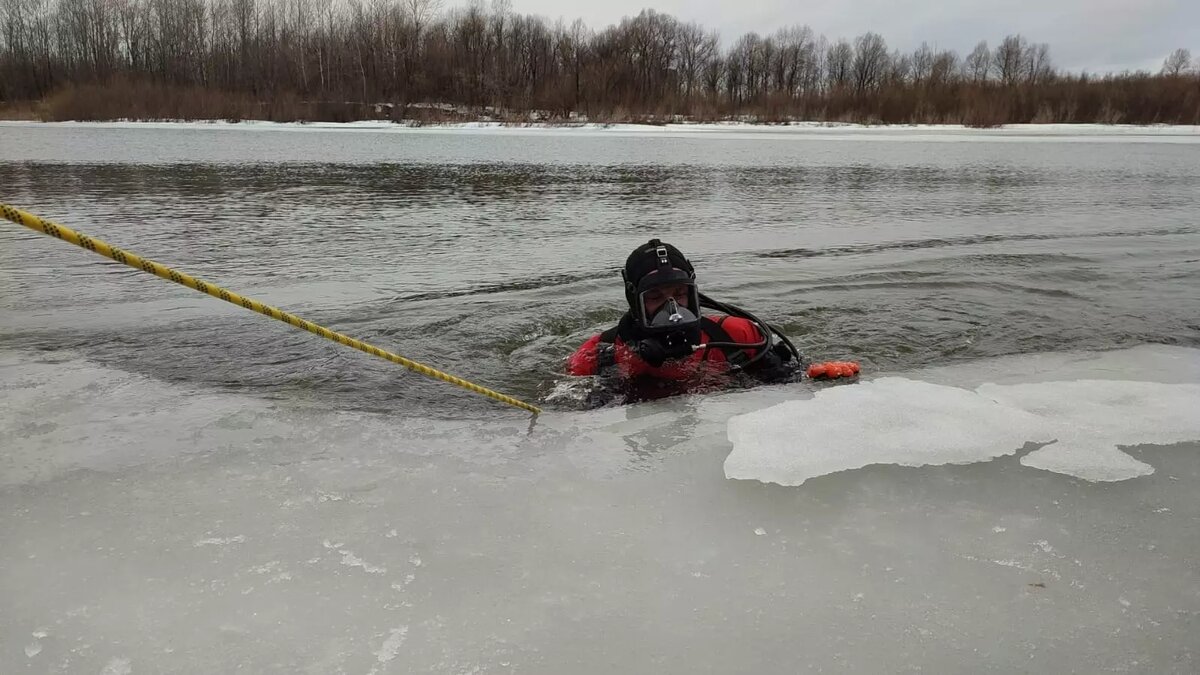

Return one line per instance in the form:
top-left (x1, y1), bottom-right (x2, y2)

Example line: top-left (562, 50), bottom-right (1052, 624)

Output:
top-left (2, 127), bottom-right (1199, 416)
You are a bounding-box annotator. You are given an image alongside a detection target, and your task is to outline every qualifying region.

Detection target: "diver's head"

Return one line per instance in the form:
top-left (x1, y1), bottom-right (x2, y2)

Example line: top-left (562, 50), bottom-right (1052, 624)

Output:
top-left (621, 239), bottom-right (702, 362)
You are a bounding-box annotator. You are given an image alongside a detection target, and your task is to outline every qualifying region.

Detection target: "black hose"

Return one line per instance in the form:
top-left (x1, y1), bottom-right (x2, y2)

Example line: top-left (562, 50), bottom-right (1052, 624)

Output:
top-left (697, 292), bottom-right (801, 370)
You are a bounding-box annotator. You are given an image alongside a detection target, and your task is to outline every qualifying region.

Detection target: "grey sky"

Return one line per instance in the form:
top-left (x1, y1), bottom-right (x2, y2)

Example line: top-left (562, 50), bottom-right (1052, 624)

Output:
top-left (470, 0), bottom-right (1198, 74)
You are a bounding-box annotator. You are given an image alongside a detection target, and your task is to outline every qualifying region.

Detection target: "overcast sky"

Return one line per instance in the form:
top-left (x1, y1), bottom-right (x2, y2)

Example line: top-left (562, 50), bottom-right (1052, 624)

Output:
top-left (467, 0), bottom-right (1198, 74)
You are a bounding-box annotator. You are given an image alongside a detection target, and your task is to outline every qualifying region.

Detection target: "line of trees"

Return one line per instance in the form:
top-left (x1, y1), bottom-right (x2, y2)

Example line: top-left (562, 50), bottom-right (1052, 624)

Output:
top-left (2, 0), bottom-right (1198, 124)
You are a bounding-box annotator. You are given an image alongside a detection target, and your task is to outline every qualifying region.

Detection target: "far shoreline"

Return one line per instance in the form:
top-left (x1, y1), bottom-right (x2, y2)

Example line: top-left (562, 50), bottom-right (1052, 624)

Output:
top-left (4, 118), bottom-right (1200, 137)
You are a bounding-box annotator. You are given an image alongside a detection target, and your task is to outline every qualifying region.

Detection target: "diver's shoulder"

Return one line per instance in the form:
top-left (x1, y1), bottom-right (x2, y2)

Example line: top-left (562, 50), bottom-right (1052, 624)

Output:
top-left (705, 314), bottom-right (762, 339)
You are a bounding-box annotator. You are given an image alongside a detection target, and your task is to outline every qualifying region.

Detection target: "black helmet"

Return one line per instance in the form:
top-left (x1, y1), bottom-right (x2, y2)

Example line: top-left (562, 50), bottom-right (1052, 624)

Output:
top-left (621, 239), bottom-right (702, 358)
top-left (622, 239), bottom-right (696, 311)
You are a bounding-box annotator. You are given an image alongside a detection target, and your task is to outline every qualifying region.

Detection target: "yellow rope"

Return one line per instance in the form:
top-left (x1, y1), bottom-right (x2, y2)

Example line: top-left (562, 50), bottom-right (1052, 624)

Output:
top-left (1, 203), bottom-right (542, 415)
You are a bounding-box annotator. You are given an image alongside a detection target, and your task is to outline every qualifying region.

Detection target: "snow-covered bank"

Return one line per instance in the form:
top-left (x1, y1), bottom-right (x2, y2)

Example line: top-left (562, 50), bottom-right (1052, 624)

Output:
top-left (4, 118), bottom-right (1200, 141)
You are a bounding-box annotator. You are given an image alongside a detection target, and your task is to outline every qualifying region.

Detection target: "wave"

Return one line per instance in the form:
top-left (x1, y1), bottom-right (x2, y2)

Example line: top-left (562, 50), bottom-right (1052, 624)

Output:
top-left (755, 227), bottom-right (1198, 260)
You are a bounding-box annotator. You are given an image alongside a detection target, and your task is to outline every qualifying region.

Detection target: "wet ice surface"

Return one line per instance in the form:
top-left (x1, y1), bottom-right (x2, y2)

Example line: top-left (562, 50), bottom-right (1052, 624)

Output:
top-left (2, 345), bottom-right (1199, 673)
top-left (727, 376), bottom-right (1200, 485)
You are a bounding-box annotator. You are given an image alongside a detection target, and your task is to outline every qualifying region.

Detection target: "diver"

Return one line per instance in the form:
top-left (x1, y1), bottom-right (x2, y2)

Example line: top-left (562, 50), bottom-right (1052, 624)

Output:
top-left (566, 239), bottom-right (857, 402)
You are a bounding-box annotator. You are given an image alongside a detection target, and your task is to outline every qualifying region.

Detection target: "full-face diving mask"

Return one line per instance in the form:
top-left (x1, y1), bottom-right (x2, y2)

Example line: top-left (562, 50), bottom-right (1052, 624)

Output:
top-left (623, 243), bottom-right (703, 365)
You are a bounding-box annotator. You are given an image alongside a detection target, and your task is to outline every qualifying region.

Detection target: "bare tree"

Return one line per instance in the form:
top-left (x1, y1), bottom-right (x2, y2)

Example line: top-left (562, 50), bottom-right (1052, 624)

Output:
top-left (701, 52), bottom-right (722, 105)
top-left (1023, 42), bottom-right (1052, 84)
top-left (824, 38), bottom-right (851, 91)
top-left (676, 20), bottom-right (714, 106)
top-left (771, 25), bottom-right (814, 100)
top-left (964, 40), bottom-right (989, 83)
top-left (725, 32), bottom-right (758, 106)
top-left (928, 49), bottom-right (957, 88)
top-left (1161, 48), bottom-right (1192, 76)
top-left (911, 42), bottom-right (933, 86)
top-left (992, 34), bottom-right (1025, 86)
top-left (886, 49), bottom-right (910, 87)
top-left (851, 32), bottom-right (888, 93)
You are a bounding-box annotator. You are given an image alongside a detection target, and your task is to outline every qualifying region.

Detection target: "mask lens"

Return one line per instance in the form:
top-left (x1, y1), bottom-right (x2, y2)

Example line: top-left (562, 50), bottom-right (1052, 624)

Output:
top-left (649, 297), bottom-right (697, 327)
top-left (637, 282), bottom-right (695, 326)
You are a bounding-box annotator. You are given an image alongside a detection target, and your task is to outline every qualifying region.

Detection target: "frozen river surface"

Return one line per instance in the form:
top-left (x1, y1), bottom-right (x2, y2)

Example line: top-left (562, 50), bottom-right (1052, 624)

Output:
top-left (2, 122), bottom-right (1199, 672)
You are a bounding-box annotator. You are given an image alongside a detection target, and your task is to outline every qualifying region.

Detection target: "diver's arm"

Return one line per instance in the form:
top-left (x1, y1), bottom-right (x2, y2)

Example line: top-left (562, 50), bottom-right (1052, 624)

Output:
top-left (718, 317), bottom-right (800, 382)
top-left (566, 334), bottom-right (603, 376)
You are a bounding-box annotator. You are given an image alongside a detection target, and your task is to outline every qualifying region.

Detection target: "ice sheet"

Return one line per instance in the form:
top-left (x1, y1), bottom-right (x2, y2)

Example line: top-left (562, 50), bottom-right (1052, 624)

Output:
top-left (981, 380), bottom-right (1200, 481)
top-left (725, 377), bottom-right (1052, 486)
top-left (4, 345), bottom-right (1200, 673)
top-left (726, 376), bottom-right (1200, 486)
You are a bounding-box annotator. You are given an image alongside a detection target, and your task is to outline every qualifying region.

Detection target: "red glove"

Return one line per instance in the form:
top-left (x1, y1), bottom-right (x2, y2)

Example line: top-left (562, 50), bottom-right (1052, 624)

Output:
top-left (806, 361), bottom-right (861, 379)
